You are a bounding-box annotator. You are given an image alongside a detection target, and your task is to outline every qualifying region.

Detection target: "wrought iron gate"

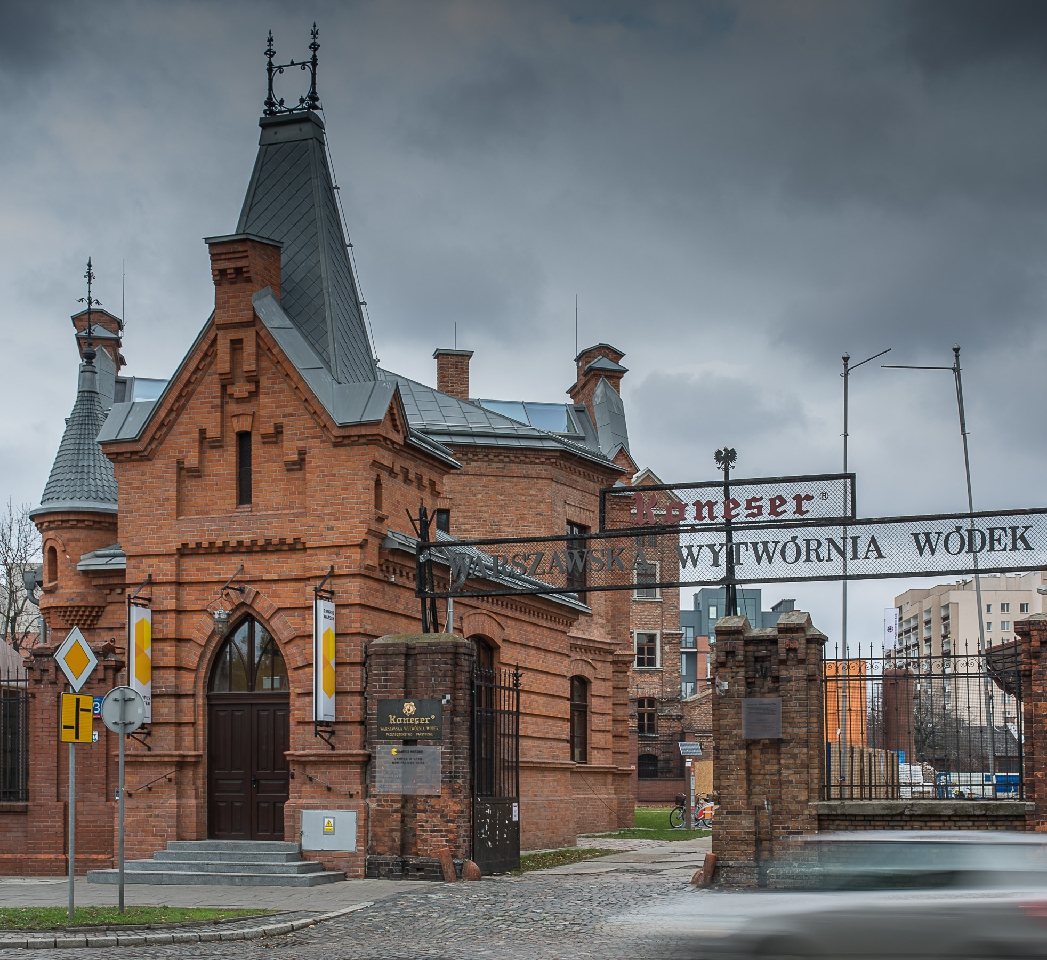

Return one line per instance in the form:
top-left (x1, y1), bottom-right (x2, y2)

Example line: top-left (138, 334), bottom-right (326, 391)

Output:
top-left (472, 666), bottom-right (521, 874)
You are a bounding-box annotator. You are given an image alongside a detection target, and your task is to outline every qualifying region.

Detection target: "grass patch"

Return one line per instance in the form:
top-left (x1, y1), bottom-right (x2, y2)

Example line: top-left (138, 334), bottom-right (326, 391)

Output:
top-left (0, 906), bottom-right (266, 931)
top-left (516, 848), bottom-right (618, 873)
top-left (579, 805), bottom-right (711, 842)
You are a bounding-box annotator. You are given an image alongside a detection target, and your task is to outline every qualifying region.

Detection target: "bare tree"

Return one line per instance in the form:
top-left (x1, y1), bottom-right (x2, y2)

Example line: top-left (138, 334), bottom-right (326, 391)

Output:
top-left (0, 500), bottom-right (41, 652)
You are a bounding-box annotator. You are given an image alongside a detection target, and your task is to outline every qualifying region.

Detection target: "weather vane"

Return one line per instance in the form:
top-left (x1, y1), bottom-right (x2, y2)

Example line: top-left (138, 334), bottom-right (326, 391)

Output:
top-left (264, 24), bottom-right (321, 117)
top-left (77, 258), bottom-right (102, 364)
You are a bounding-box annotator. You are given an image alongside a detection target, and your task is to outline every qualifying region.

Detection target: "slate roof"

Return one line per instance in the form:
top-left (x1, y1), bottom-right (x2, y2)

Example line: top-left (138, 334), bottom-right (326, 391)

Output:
top-left (98, 290), bottom-right (461, 469)
top-left (591, 377), bottom-right (631, 457)
top-left (382, 528), bottom-right (590, 613)
top-left (32, 361), bottom-right (118, 518)
top-left (236, 111), bottom-right (376, 384)
top-left (381, 370), bottom-right (620, 469)
top-left (584, 355), bottom-right (628, 375)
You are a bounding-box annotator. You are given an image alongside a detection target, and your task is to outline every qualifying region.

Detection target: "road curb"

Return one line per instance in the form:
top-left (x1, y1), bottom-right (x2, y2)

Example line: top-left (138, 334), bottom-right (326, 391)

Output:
top-left (0, 902), bottom-right (374, 950)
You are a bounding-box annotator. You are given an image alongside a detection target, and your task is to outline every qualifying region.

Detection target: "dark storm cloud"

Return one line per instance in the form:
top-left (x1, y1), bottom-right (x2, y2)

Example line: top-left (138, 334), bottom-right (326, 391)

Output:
top-left (6, 0), bottom-right (1047, 647)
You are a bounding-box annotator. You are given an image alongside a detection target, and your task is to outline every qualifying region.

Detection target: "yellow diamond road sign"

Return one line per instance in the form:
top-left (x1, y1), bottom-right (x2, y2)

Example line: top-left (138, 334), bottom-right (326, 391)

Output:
top-left (54, 627), bottom-right (98, 692)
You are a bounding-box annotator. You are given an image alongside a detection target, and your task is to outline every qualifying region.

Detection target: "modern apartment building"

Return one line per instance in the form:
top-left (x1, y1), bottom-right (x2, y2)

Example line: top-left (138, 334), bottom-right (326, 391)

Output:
top-left (893, 571), bottom-right (1046, 659)
top-left (891, 571), bottom-right (1045, 728)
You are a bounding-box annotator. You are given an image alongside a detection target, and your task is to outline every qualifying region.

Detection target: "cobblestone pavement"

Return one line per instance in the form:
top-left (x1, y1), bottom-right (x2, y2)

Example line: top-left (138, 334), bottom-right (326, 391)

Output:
top-left (0, 845), bottom-right (713, 959)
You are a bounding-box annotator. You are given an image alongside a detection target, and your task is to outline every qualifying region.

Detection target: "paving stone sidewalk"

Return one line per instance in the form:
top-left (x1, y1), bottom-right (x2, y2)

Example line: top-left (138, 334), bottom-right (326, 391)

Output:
top-left (0, 838), bottom-right (712, 958)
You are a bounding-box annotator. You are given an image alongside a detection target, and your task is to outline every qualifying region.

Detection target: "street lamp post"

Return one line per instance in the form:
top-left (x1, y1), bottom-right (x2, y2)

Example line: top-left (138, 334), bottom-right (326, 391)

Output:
top-left (839, 348), bottom-right (890, 797)
top-left (883, 345), bottom-right (994, 793)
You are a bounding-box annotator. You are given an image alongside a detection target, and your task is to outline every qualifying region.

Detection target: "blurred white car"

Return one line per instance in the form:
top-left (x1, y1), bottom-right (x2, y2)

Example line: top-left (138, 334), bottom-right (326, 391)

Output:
top-left (683, 832), bottom-right (1047, 959)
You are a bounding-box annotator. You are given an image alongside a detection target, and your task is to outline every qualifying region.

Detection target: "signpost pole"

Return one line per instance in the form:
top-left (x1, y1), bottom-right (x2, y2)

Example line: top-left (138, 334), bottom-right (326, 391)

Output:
top-left (118, 703), bottom-right (126, 913)
top-left (67, 741), bottom-right (75, 922)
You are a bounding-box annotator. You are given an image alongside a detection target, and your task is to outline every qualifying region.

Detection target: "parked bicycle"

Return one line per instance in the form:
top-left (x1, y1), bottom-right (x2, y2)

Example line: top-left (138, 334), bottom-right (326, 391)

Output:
top-left (669, 793), bottom-right (715, 829)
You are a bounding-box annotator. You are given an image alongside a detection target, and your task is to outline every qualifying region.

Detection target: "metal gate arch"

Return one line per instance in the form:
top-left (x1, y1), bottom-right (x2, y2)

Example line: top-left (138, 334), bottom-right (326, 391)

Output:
top-left (472, 665), bottom-right (521, 874)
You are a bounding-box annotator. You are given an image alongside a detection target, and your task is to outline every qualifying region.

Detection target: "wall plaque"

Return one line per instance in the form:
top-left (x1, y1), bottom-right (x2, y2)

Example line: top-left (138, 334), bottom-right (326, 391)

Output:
top-left (742, 697), bottom-right (782, 739)
top-left (377, 698), bottom-right (443, 741)
top-left (375, 745), bottom-right (442, 795)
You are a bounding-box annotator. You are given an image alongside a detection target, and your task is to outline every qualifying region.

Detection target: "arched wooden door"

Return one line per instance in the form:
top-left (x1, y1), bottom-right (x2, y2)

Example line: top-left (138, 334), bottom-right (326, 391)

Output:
top-left (207, 617), bottom-right (290, 840)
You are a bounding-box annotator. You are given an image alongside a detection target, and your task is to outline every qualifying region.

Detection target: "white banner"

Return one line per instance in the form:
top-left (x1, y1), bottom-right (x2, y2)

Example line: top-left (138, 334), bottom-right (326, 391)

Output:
top-left (884, 607), bottom-right (899, 652)
top-left (129, 604), bottom-right (152, 723)
top-left (313, 598), bottom-right (336, 722)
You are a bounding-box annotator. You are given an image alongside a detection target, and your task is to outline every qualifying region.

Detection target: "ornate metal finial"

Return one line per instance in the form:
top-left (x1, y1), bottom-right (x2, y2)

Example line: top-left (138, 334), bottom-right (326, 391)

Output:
top-left (714, 446), bottom-right (737, 472)
top-left (77, 257), bottom-right (102, 365)
top-left (262, 25), bottom-right (322, 117)
top-left (304, 23), bottom-right (320, 110)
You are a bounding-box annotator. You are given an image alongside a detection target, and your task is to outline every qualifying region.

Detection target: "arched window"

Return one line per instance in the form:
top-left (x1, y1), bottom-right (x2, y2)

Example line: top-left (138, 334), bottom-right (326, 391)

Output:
top-left (638, 754), bottom-right (660, 779)
top-left (473, 637), bottom-right (495, 673)
top-left (209, 617), bottom-right (287, 692)
top-left (45, 545), bottom-right (58, 584)
top-left (570, 676), bottom-right (589, 763)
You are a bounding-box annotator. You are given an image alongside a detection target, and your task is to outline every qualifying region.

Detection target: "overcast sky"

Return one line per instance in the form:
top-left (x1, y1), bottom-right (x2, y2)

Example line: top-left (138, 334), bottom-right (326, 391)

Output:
top-left (4, 0), bottom-right (1047, 650)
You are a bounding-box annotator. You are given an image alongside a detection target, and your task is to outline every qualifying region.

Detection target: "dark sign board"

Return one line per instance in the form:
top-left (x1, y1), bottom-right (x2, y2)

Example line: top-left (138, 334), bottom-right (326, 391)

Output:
top-left (742, 698), bottom-right (782, 739)
top-left (377, 698), bottom-right (443, 741)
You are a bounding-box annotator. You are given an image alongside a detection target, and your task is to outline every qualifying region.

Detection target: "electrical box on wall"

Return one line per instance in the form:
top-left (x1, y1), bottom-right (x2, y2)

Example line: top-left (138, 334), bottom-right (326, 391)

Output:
top-left (301, 809), bottom-right (358, 851)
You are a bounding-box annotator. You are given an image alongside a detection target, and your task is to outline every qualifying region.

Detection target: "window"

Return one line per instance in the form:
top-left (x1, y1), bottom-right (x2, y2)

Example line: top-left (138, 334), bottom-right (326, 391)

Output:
top-left (986, 622), bottom-right (993, 631)
top-left (1021, 603), bottom-right (1030, 614)
top-left (633, 561), bottom-right (660, 600)
top-left (1002, 621), bottom-right (1011, 631)
top-left (708, 604), bottom-right (718, 621)
top-left (637, 754), bottom-right (659, 779)
top-left (570, 677), bottom-right (588, 763)
top-left (209, 617), bottom-right (288, 692)
top-left (1001, 603), bottom-right (1010, 613)
top-left (435, 509), bottom-right (450, 534)
top-left (637, 697), bottom-right (658, 735)
top-left (236, 431), bottom-right (252, 505)
top-left (45, 545), bottom-right (58, 584)
top-left (634, 632), bottom-right (659, 668)
top-left (566, 522), bottom-right (588, 597)
top-left (373, 475), bottom-right (383, 512)
top-left (986, 604), bottom-right (992, 614)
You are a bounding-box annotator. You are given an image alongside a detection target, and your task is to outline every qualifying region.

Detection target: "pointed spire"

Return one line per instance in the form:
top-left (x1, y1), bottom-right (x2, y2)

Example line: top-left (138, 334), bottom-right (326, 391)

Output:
top-left (237, 33), bottom-right (375, 383)
top-left (31, 267), bottom-right (118, 519)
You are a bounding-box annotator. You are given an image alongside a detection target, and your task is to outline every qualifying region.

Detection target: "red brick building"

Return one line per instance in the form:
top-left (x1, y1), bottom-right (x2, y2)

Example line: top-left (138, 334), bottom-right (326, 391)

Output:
top-left (0, 100), bottom-right (660, 878)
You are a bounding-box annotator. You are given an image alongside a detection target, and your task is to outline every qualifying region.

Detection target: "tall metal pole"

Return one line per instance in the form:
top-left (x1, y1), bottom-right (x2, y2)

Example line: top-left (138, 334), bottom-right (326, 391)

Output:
top-left (952, 346), bottom-right (995, 791)
top-left (841, 353), bottom-right (850, 796)
top-left (715, 447), bottom-right (738, 617)
top-left (118, 712), bottom-right (126, 913)
top-left (883, 345), bottom-right (992, 791)
top-left (839, 347), bottom-right (890, 798)
top-left (68, 742), bottom-right (75, 922)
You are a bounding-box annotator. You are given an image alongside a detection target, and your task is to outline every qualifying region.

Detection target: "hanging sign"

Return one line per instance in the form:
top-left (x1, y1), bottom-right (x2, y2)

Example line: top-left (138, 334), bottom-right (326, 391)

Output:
top-left (313, 598), bottom-right (336, 722)
top-left (54, 627), bottom-right (98, 692)
top-left (884, 607), bottom-right (899, 651)
top-left (129, 604), bottom-right (152, 723)
top-left (60, 693), bottom-right (95, 743)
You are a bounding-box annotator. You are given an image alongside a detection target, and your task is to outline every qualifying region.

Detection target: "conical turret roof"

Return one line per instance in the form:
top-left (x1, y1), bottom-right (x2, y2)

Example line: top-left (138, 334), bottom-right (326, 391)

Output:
top-left (236, 110), bottom-right (376, 384)
top-left (31, 359), bottom-right (118, 517)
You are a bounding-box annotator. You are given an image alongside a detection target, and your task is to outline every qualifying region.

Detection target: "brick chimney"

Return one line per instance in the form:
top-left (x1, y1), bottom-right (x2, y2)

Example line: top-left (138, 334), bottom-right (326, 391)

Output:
top-left (434, 348), bottom-right (473, 401)
top-left (204, 233), bottom-right (283, 327)
top-left (567, 343), bottom-right (628, 417)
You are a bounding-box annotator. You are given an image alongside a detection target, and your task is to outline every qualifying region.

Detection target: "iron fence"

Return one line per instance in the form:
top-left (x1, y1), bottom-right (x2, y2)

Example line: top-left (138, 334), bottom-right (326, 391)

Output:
top-left (823, 643), bottom-right (1022, 800)
top-left (1, 669), bottom-right (29, 802)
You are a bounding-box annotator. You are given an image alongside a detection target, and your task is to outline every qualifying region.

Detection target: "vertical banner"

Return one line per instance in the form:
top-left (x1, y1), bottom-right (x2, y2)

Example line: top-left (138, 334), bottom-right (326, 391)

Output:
top-left (884, 607), bottom-right (899, 652)
top-left (129, 604), bottom-right (152, 723)
top-left (313, 598), bottom-right (336, 722)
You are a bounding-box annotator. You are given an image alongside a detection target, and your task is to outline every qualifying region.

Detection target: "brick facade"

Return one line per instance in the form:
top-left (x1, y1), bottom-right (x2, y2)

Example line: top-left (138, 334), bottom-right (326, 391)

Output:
top-left (5, 231), bottom-right (636, 876)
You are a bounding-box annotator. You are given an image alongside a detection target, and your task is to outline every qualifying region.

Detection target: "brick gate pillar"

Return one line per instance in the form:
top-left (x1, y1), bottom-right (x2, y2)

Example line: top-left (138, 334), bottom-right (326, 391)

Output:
top-left (1018, 615), bottom-right (1047, 831)
top-left (364, 633), bottom-right (474, 880)
top-left (711, 611), bottom-right (827, 887)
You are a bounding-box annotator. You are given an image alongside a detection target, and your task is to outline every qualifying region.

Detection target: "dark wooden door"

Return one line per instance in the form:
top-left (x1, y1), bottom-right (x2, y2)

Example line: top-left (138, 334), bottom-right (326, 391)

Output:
top-left (208, 695), bottom-right (290, 840)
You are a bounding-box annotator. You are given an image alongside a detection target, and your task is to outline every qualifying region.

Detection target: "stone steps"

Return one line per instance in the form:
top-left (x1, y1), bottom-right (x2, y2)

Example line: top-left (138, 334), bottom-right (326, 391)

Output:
top-left (86, 840), bottom-right (345, 887)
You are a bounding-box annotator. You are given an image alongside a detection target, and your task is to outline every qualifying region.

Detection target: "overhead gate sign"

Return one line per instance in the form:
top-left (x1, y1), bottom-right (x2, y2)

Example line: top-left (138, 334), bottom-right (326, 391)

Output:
top-left (418, 473), bottom-right (1047, 599)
